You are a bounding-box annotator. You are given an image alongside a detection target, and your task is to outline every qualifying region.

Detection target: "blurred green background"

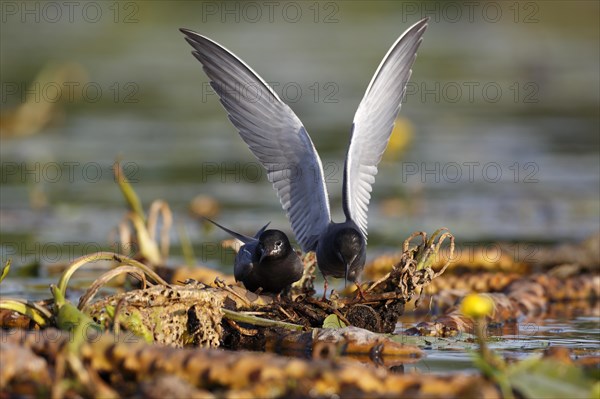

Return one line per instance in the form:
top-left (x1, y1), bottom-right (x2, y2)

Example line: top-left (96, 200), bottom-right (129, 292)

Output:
top-left (1, 1), bottom-right (599, 273)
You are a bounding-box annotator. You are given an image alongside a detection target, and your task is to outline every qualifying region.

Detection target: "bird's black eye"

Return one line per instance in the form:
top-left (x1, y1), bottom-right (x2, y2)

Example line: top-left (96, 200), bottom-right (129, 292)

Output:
top-left (275, 240), bottom-right (283, 248)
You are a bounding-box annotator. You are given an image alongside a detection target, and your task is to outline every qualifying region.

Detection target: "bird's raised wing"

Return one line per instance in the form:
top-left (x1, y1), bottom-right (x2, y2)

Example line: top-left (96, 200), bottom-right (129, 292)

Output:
top-left (181, 30), bottom-right (330, 252)
top-left (253, 221), bottom-right (271, 239)
top-left (204, 217), bottom-right (257, 244)
top-left (342, 18), bottom-right (428, 238)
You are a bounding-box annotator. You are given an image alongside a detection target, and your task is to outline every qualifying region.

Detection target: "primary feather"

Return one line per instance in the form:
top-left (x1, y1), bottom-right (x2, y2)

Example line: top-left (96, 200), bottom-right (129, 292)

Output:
top-left (181, 30), bottom-right (331, 252)
top-left (343, 18), bottom-right (428, 239)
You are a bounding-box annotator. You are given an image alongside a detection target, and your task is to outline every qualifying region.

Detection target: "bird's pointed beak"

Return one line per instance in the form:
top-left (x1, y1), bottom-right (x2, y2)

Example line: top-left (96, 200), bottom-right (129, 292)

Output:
top-left (344, 263), bottom-right (349, 288)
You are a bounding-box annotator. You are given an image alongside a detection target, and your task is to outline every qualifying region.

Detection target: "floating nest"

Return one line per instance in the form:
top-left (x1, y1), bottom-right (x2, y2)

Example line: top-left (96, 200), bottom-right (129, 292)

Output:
top-left (0, 227), bottom-right (458, 398)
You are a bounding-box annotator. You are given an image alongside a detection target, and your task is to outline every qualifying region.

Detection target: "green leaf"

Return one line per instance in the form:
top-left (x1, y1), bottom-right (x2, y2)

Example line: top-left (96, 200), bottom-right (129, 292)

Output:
top-left (0, 259), bottom-right (11, 284)
top-left (507, 358), bottom-right (595, 399)
top-left (0, 299), bottom-right (51, 327)
top-left (107, 305), bottom-right (153, 343)
top-left (57, 302), bottom-right (103, 333)
top-left (322, 314), bottom-right (347, 329)
top-left (591, 382), bottom-right (600, 399)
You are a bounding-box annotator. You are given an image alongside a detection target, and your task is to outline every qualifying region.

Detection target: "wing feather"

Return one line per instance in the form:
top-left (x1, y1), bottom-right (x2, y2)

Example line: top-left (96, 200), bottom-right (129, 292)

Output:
top-left (182, 30), bottom-right (331, 251)
top-left (343, 18), bottom-right (429, 238)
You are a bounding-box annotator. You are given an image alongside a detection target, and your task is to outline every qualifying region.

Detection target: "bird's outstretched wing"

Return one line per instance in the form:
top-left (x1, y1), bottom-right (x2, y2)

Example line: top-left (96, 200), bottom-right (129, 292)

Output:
top-left (204, 217), bottom-right (258, 281)
top-left (204, 217), bottom-right (257, 244)
top-left (253, 221), bottom-right (271, 239)
top-left (343, 18), bottom-right (428, 239)
top-left (182, 30), bottom-right (331, 252)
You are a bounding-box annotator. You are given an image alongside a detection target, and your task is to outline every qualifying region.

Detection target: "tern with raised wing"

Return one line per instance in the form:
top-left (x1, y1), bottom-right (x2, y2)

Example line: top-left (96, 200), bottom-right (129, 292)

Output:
top-left (182, 18), bottom-right (428, 299)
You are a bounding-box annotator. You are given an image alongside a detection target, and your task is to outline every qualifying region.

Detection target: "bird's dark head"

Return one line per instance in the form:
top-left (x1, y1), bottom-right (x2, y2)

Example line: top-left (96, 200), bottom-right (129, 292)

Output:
top-left (258, 229), bottom-right (291, 262)
top-left (334, 227), bottom-right (365, 281)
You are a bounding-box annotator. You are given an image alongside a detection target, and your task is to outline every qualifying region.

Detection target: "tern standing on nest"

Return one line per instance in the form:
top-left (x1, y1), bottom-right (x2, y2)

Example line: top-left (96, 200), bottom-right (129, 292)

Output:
top-left (181, 18), bottom-right (429, 299)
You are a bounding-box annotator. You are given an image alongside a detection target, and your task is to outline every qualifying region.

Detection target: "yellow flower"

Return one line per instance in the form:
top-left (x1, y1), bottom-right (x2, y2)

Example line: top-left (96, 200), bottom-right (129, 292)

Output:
top-left (461, 294), bottom-right (494, 319)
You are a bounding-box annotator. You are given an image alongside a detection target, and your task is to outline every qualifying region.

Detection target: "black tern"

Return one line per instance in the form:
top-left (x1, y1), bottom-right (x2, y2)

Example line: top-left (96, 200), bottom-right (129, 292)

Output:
top-left (205, 218), bottom-right (303, 294)
top-left (182, 18), bottom-right (428, 299)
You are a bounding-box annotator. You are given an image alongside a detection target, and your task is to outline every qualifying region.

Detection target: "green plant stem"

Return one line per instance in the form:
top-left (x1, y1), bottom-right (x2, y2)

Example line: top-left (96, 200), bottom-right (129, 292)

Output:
top-left (177, 223), bottom-right (197, 267)
top-left (474, 318), bottom-right (514, 399)
top-left (0, 299), bottom-right (52, 326)
top-left (114, 161), bottom-right (145, 223)
top-left (0, 259), bottom-right (11, 283)
top-left (222, 308), bottom-right (304, 331)
top-left (57, 252), bottom-right (169, 297)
